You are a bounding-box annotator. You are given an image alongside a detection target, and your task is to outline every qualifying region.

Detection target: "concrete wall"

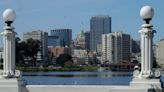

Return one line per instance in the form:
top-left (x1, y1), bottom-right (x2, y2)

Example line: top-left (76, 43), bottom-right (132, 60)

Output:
top-left (20, 85), bottom-right (156, 92)
top-left (0, 78), bottom-right (160, 92)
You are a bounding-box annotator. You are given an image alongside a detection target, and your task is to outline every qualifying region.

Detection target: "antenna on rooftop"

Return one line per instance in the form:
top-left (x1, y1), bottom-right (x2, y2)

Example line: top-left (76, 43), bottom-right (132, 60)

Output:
top-left (81, 21), bottom-right (84, 32)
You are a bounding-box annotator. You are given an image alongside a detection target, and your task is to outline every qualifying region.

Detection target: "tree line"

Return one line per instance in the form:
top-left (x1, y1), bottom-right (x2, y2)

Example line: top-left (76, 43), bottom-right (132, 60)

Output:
top-left (16, 37), bottom-right (40, 66)
top-left (16, 37), bottom-right (73, 67)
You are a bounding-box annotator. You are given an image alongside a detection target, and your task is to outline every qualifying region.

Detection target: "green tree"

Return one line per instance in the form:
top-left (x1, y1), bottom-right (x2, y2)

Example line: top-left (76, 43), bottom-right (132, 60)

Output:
top-left (16, 37), bottom-right (25, 65)
top-left (48, 50), bottom-right (55, 65)
top-left (56, 54), bottom-right (72, 67)
top-left (16, 38), bottom-right (40, 66)
top-left (25, 38), bottom-right (40, 66)
top-left (64, 61), bottom-right (74, 68)
top-left (153, 57), bottom-right (160, 68)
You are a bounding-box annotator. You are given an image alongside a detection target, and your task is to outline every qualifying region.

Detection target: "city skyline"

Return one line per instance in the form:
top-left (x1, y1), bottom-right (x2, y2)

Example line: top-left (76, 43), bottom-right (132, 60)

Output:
top-left (0, 0), bottom-right (164, 47)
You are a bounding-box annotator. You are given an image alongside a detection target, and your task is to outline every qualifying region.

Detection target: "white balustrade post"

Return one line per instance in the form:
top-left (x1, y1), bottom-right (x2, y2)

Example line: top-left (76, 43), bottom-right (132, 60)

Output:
top-left (131, 6), bottom-right (162, 89)
top-left (140, 24), bottom-right (154, 78)
top-left (1, 26), bottom-right (16, 78)
top-left (1, 9), bottom-right (16, 78)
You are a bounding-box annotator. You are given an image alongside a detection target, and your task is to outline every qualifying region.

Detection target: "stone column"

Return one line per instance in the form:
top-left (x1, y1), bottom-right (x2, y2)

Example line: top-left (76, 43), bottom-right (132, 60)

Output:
top-left (130, 6), bottom-right (162, 90)
top-left (1, 26), bottom-right (16, 78)
top-left (139, 24), bottom-right (154, 78)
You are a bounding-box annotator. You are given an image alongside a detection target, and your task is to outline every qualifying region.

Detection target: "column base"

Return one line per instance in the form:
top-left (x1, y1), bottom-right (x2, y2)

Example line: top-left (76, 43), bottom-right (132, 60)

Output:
top-left (130, 78), bottom-right (162, 90)
top-left (0, 77), bottom-right (26, 92)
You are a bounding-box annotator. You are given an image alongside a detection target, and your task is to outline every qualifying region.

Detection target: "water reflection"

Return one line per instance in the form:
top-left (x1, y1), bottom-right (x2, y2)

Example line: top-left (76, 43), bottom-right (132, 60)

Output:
top-left (23, 71), bottom-right (132, 78)
top-left (23, 72), bottom-right (133, 85)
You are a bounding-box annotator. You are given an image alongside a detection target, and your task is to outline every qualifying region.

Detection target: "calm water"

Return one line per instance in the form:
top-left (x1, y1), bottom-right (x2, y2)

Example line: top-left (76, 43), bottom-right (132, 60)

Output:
top-left (23, 71), bottom-right (133, 85)
top-left (23, 71), bottom-right (164, 86)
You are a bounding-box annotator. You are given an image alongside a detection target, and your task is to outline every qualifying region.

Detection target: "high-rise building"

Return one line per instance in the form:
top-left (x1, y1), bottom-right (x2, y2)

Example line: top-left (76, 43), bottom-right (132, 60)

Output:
top-left (23, 30), bottom-right (48, 65)
top-left (131, 39), bottom-right (140, 53)
top-left (102, 32), bottom-right (131, 64)
top-left (75, 30), bottom-right (86, 49)
top-left (48, 36), bottom-right (60, 48)
top-left (50, 29), bottom-right (72, 47)
top-left (90, 15), bottom-right (111, 52)
top-left (84, 31), bottom-right (90, 50)
top-left (156, 39), bottom-right (164, 67)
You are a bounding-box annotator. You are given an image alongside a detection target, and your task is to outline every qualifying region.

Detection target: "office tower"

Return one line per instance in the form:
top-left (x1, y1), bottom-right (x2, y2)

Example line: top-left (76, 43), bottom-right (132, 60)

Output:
top-left (23, 30), bottom-right (48, 65)
top-left (50, 29), bottom-right (72, 47)
top-left (48, 36), bottom-right (60, 48)
top-left (156, 39), bottom-right (164, 67)
top-left (131, 39), bottom-right (140, 53)
top-left (84, 31), bottom-right (90, 50)
top-left (102, 32), bottom-right (131, 64)
top-left (90, 15), bottom-right (111, 52)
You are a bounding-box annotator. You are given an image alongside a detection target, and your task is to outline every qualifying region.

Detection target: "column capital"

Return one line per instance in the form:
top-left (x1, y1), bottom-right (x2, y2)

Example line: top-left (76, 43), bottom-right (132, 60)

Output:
top-left (4, 26), bottom-right (14, 31)
top-left (141, 24), bottom-right (153, 28)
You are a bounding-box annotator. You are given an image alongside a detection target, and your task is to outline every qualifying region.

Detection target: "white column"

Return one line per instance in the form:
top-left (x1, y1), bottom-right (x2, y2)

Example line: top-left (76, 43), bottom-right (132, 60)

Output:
top-left (1, 26), bottom-right (15, 78)
top-left (139, 24), bottom-right (153, 78)
top-left (140, 31), bottom-right (145, 73)
top-left (145, 32), bottom-right (149, 75)
top-left (11, 31), bottom-right (16, 75)
top-left (148, 30), bottom-right (153, 73)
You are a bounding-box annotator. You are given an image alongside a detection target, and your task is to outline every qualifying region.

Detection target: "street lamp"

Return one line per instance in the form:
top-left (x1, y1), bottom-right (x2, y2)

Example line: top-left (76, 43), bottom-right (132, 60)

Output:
top-left (0, 9), bottom-right (25, 92)
top-left (130, 6), bottom-right (162, 89)
top-left (140, 6), bottom-right (154, 24)
top-left (139, 6), bottom-right (154, 78)
top-left (1, 9), bottom-right (17, 78)
top-left (3, 9), bottom-right (16, 26)
top-left (136, 5), bottom-right (160, 78)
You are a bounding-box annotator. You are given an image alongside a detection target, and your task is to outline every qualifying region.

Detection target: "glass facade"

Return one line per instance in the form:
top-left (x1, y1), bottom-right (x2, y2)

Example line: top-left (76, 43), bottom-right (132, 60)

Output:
top-left (90, 15), bottom-right (111, 52)
top-left (50, 29), bottom-right (72, 47)
top-left (48, 36), bottom-right (60, 47)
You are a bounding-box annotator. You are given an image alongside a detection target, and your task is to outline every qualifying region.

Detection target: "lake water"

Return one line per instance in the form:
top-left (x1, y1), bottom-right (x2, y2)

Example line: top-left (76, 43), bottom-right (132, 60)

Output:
top-left (23, 71), bottom-right (132, 85)
top-left (23, 71), bottom-right (164, 86)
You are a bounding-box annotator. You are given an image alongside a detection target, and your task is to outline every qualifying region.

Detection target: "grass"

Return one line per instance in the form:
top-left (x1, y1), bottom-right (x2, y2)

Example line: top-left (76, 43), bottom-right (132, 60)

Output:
top-left (16, 65), bottom-right (100, 72)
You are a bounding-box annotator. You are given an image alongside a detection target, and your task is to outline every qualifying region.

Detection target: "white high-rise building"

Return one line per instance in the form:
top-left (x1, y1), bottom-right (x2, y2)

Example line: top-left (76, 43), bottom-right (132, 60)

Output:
top-left (102, 32), bottom-right (131, 64)
top-left (156, 39), bottom-right (164, 67)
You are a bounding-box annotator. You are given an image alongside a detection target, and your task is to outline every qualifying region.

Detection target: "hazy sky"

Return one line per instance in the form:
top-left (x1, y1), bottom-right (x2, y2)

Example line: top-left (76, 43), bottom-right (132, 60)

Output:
top-left (0, 0), bottom-right (164, 47)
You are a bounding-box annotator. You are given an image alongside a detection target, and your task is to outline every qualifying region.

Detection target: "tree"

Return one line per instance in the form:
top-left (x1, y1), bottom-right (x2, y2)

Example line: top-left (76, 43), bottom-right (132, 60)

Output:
top-left (56, 54), bottom-right (72, 67)
top-left (16, 38), bottom-right (40, 66)
top-left (16, 37), bottom-right (25, 65)
top-left (48, 50), bottom-right (55, 65)
top-left (153, 57), bottom-right (160, 68)
top-left (25, 38), bottom-right (40, 66)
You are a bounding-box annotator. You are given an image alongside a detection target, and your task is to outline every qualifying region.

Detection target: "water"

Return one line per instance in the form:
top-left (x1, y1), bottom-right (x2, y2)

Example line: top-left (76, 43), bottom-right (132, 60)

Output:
top-left (23, 71), bottom-right (133, 85)
top-left (23, 71), bottom-right (164, 86)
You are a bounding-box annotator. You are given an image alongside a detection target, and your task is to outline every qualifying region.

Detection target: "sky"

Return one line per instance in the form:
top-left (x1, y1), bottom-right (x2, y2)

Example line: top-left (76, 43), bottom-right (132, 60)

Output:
top-left (0, 0), bottom-right (164, 47)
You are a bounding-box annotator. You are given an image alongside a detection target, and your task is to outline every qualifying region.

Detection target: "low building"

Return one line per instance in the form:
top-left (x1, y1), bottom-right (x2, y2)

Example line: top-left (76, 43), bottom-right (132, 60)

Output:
top-left (87, 51), bottom-right (100, 65)
top-left (72, 49), bottom-right (88, 65)
top-left (49, 47), bottom-right (72, 57)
